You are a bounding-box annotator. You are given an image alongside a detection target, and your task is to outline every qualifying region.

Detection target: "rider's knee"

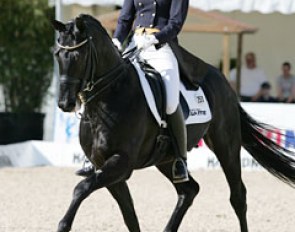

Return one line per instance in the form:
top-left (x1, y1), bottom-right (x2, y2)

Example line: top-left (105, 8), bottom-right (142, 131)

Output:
top-left (166, 104), bottom-right (178, 115)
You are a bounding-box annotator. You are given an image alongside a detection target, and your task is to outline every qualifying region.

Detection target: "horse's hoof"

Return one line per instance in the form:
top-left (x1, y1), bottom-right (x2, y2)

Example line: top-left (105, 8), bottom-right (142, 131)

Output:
top-left (57, 221), bottom-right (71, 232)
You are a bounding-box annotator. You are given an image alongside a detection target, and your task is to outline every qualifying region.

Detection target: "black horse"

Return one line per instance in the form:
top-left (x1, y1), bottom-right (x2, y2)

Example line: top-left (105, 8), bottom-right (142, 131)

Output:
top-left (52, 14), bottom-right (295, 232)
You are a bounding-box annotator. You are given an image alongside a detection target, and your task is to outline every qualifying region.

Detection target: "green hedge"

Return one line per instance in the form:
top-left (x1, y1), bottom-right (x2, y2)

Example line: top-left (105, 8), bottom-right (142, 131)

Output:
top-left (0, 0), bottom-right (55, 113)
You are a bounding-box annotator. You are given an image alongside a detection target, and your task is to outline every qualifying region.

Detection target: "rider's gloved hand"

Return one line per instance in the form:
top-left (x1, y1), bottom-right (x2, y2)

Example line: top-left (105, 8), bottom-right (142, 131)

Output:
top-left (137, 34), bottom-right (159, 51)
top-left (112, 38), bottom-right (122, 52)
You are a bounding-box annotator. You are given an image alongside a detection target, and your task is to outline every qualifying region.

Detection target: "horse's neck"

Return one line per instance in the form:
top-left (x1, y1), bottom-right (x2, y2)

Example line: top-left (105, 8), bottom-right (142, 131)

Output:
top-left (85, 62), bottom-right (141, 118)
top-left (94, 41), bottom-right (123, 77)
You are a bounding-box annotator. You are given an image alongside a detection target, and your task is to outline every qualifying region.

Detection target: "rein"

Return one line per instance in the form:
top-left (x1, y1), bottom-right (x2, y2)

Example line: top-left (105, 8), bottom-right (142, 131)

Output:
top-left (78, 62), bottom-right (126, 104)
top-left (78, 37), bottom-right (127, 104)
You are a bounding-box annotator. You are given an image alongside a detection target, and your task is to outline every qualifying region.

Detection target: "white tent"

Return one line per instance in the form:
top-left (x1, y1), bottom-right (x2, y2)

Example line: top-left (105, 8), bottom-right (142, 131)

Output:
top-left (60, 0), bottom-right (295, 15)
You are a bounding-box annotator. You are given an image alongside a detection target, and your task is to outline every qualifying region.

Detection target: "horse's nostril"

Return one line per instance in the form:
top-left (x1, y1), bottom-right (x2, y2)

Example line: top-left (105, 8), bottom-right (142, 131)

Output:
top-left (58, 101), bottom-right (65, 109)
top-left (68, 102), bottom-right (76, 109)
top-left (58, 100), bottom-right (76, 112)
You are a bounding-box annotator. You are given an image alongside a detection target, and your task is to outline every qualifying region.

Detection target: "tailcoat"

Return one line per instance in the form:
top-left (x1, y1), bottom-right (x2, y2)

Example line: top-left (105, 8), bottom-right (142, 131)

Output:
top-left (114, 0), bottom-right (189, 44)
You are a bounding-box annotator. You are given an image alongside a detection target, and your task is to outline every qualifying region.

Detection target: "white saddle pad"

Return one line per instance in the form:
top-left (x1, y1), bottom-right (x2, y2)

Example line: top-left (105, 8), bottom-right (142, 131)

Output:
top-left (133, 60), bottom-right (212, 126)
top-left (180, 84), bottom-right (212, 124)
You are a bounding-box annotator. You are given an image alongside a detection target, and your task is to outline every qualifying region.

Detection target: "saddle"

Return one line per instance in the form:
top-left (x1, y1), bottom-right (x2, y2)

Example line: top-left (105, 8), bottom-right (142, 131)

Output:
top-left (125, 41), bottom-right (212, 128)
top-left (133, 57), bottom-right (211, 126)
top-left (137, 61), bottom-right (167, 122)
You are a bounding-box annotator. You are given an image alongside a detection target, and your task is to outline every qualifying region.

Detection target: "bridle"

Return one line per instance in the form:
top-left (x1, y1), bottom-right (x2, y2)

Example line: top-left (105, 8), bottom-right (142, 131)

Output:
top-left (56, 34), bottom-right (126, 105)
top-left (57, 38), bottom-right (91, 90)
top-left (56, 38), bottom-right (89, 51)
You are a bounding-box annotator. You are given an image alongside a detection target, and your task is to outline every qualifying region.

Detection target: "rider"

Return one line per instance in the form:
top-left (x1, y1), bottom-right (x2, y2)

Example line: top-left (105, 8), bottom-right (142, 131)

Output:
top-left (115, 0), bottom-right (189, 183)
top-left (77, 0), bottom-right (190, 183)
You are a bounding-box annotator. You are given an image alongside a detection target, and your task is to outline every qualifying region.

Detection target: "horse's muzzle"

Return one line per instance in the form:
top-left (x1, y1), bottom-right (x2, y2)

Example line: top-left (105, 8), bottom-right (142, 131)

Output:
top-left (58, 80), bottom-right (79, 112)
top-left (58, 99), bottom-right (76, 112)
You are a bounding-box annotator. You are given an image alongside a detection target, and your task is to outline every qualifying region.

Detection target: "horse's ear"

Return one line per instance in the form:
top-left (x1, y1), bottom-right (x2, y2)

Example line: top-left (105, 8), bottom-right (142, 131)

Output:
top-left (75, 16), bottom-right (86, 33)
top-left (51, 20), bottom-right (66, 32)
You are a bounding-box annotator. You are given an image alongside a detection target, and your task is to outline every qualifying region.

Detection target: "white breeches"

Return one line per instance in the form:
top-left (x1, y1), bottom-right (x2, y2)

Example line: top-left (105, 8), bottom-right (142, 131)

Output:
top-left (129, 34), bottom-right (180, 115)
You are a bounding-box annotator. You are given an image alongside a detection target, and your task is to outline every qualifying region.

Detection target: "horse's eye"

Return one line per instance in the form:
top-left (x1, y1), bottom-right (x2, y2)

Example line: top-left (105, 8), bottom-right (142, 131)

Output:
top-left (54, 48), bottom-right (60, 56)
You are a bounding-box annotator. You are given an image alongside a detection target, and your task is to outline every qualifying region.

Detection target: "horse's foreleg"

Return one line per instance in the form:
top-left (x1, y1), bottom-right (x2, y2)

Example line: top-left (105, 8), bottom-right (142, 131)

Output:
top-left (156, 162), bottom-right (200, 232)
top-left (107, 182), bottom-right (141, 232)
top-left (57, 154), bottom-right (131, 232)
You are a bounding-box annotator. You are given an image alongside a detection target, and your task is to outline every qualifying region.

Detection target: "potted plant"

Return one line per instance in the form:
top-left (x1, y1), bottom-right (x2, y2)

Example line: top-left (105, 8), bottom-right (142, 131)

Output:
top-left (0, 0), bottom-right (54, 144)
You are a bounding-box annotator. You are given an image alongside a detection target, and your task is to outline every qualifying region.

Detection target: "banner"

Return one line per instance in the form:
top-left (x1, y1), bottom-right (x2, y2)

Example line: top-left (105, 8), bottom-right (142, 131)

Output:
top-left (0, 141), bottom-right (84, 167)
top-left (53, 103), bottom-right (295, 146)
top-left (3, 103), bottom-right (293, 169)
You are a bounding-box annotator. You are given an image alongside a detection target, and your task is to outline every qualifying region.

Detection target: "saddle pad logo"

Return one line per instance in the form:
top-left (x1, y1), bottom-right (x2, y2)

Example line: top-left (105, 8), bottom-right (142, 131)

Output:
top-left (194, 94), bottom-right (204, 103)
top-left (180, 84), bottom-right (212, 125)
top-left (190, 108), bottom-right (206, 116)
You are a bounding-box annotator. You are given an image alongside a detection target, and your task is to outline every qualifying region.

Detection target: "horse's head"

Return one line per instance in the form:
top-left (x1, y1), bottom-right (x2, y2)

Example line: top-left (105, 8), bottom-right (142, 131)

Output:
top-left (52, 14), bottom-right (119, 112)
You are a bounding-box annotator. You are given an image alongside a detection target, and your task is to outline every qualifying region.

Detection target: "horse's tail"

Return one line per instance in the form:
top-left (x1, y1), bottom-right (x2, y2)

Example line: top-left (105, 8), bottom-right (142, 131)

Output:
top-left (239, 105), bottom-right (295, 186)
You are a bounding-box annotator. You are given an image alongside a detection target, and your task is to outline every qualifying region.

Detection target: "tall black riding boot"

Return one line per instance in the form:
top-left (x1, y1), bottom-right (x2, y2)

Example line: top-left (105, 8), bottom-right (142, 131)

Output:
top-left (167, 106), bottom-right (189, 183)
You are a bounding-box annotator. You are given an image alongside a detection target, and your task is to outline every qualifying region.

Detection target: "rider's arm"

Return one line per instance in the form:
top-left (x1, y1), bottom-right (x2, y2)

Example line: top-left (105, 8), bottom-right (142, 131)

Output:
top-left (154, 0), bottom-right (189, 44)
top-left (113, 0), bottom-right (136, 44)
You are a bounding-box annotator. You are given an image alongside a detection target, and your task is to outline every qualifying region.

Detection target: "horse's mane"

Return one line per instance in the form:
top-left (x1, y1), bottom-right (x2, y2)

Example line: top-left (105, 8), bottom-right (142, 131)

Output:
top-left (77, 14), bottom-right (110, 39)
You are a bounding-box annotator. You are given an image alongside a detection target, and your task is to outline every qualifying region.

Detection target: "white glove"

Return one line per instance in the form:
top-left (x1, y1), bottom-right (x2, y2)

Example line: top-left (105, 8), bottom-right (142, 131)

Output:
top-left (112, 38), bottom-right (122, 51)
top-left (137, 34), bottom-right (159, 50)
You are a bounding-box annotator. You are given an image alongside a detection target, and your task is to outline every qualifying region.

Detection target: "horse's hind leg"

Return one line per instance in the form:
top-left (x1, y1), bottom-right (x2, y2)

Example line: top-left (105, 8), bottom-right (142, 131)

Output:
top-left (156, 162), bottom-right (200, 232)
top-left (107, 182), bottom-right (140, 232)
top-left (205, 124), bottom-right (248, 232)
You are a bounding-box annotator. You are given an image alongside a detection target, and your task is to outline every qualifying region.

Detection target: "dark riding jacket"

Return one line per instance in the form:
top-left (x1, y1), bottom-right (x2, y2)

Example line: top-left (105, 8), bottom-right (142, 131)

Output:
top-left (114, 0), bottom-right (189, 44)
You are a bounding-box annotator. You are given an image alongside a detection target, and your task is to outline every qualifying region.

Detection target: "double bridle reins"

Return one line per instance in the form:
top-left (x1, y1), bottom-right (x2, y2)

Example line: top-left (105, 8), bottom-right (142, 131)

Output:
top-left (56, 36), bottom-right (125, 104)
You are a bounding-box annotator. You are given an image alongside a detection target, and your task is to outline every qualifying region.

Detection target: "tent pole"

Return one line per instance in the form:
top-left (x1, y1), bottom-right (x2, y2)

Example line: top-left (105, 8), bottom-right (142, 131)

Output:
top-left (236, 33), bottom-right (243, 97)
top-left (55, 0), bottom-right (62, 20)
top-left (222, 33), bottom-right (230, 78)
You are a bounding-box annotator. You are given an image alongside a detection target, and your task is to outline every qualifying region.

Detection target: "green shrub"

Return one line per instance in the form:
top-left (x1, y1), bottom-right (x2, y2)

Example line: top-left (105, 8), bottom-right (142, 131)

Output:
top-left (0, 0), bottom-right (54, 113)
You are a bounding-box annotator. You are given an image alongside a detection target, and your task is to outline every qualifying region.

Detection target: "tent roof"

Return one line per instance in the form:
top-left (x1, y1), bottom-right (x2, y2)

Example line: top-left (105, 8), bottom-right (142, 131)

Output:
top-left (61, 0), bottom-right (295, 15)
top-left (97, 7), bottom-right (258, 34)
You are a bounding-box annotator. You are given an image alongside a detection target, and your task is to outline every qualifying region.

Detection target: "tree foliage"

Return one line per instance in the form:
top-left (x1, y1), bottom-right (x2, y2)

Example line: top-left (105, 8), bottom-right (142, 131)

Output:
top-left (0, 0), bottom-right (55, 113)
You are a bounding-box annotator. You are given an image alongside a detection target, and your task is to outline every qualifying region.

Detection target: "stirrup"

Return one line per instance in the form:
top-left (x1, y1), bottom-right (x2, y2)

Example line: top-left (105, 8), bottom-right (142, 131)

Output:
top-left (172, 158), bottom-right (189, 183)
